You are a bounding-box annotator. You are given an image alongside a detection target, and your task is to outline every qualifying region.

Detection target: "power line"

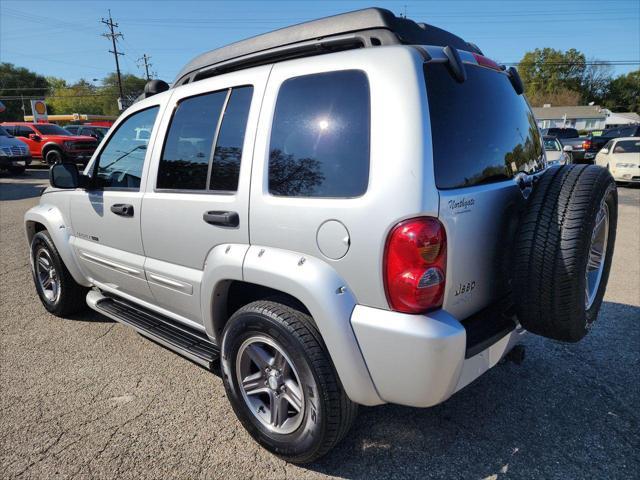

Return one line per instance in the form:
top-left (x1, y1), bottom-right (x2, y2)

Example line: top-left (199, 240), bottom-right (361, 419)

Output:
top-left (137, 54), bottom-right (153, 80)
top-left (101, 10), bottom-right (125, 104)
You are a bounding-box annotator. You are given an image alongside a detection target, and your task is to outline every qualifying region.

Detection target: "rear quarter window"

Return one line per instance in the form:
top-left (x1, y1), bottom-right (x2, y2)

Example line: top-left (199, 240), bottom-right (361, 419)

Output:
top-left (268, 70), bottom-right (370, 198)
top-left (425, 63), bottom-right (543, 189)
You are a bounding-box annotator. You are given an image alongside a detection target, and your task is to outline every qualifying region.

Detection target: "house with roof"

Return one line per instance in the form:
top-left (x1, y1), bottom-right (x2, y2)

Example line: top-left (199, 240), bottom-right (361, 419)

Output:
top-left (532, 105), bottom-right (639, 132)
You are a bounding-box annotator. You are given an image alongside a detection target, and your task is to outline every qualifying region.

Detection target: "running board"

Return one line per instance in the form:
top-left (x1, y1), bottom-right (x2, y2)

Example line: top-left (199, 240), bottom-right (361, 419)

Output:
top-left (86, 290), bottom-right (219, 369)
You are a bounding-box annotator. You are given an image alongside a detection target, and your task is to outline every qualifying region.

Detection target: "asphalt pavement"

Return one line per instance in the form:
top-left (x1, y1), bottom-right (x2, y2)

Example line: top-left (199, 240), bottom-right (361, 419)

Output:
top-left (1, 169), bottom-right (638, 479)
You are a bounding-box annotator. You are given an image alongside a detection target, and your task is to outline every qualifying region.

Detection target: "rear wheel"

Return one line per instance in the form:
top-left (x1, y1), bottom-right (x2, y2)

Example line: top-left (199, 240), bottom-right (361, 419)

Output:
top-left (31, 231), bottom-right (88, 316)
top-left (513, 165), bottom-right (617, 342)
top-left (221, 301), bottom-right (357, 463)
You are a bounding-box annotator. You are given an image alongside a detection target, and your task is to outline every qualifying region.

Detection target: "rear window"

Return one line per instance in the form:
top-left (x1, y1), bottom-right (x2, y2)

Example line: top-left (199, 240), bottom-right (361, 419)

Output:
top-left (425, 63), bottom-right (543, 189)
top-left (553, 129), bottom-right (578, 139)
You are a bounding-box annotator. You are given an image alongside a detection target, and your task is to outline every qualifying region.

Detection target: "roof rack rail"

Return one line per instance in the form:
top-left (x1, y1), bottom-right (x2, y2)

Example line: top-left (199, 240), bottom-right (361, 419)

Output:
top-left (173, 7), bottom-right (480, 86)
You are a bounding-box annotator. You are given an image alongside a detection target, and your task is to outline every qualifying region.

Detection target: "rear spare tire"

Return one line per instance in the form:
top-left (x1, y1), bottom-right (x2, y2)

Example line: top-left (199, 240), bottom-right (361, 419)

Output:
top-left (513, 164), bottom-right (617, 342)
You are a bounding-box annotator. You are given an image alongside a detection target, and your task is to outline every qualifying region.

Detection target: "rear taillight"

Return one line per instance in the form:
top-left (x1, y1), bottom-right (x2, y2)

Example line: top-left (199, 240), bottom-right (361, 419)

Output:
top-left (472, 53), bottom-right (501, 71)
top-left (582, 139), bottom-right (592, 151)
top-left (383, 217), bottom-right (447, 314)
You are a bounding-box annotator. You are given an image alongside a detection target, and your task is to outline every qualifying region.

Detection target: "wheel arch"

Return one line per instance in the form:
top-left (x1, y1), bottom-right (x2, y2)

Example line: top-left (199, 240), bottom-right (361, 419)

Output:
top-left (201, 244), bottom-right (383, 406)
top-left (24, 205), bottom-right (91, 287)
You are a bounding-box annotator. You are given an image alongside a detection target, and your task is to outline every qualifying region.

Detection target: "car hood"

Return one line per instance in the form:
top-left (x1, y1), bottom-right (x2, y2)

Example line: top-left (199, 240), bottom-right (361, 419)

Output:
top-left (0, 135), bottom-right (29, 148)
top-left (610, 152), bottom-right (640, 164)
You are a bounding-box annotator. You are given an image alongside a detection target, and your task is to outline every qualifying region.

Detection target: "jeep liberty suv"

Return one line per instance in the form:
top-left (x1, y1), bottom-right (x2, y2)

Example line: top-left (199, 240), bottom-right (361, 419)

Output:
top-left (25, 8), bottom-right (617, 463)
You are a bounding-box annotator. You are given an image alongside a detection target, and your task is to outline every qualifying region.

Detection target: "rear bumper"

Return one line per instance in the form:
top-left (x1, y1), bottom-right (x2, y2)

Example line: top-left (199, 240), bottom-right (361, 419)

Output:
top-left (351, 305), bottom-right (525, 407)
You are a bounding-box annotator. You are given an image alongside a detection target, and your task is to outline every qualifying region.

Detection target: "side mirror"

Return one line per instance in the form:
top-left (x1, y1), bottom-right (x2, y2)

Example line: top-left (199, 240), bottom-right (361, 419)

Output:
top-left (563, 145), bottom-right (573, 152)
top-left (600, 148), bottom-right (609, 154)
top-left (50, 163), bottom-right (82, 189)
top-left (29, 133), bottom-right (41, 141)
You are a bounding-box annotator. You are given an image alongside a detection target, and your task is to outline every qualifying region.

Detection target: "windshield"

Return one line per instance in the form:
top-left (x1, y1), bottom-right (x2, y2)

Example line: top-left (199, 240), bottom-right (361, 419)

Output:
top-left (543, 137), bottom-right (561, 151)
top-left (425, 62), bottom-right (543, 189)
top-left (33, 124), bottom-right (71, 136)
top-left (0, 127), bottom-right (10, 137)
top-left (613, 140), bottom-right (640, 154)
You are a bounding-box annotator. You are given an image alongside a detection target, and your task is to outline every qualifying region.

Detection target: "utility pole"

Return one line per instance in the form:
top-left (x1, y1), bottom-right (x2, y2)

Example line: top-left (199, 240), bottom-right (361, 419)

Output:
top-left (137, 54), bottom-right (152, 80)
top-left (101, 10), bottom-right (125, 106)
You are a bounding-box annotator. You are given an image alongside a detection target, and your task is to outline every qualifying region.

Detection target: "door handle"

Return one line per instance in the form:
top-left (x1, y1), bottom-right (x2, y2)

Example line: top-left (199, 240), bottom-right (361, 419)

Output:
top-left (110, 203), bottom-right (134, 217)
top-left (203, 210), bottom-right (239, 227)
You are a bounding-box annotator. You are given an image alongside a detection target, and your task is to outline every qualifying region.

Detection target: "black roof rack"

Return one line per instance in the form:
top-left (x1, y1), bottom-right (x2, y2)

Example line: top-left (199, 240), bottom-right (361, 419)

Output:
top-left (173, 7), bottom-right (481, 86)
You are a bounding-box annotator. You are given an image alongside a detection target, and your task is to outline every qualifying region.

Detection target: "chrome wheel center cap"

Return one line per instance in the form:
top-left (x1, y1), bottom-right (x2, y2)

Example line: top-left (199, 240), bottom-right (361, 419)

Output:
top-left (267, 371), bottom-right (282, 391)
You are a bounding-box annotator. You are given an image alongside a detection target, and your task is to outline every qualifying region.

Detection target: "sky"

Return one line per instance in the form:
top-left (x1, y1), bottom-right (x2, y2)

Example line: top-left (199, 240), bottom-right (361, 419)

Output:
top-left (1, 0), bottom-right (639, 84)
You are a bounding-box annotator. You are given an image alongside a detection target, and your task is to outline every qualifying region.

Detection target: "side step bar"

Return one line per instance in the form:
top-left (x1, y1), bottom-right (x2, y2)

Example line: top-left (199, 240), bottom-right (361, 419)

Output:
top-left (87, 290), bottom-right (219, 369)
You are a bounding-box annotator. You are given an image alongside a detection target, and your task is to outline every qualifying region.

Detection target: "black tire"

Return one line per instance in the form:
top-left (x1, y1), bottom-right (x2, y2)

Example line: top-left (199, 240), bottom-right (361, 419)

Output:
top-left (513, 164), bottom-right (617, 342)
top-left (8, 165), bottom-right (26, 174)
top-left (45, 148), bottom-right (63, 165)
top-left (31, 230), bottom-right (88, 316)
top-left (220, 300), bottom-right (357, 464)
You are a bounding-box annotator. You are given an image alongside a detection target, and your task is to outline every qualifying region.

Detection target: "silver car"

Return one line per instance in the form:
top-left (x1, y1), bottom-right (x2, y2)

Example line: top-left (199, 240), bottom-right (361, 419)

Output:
top-left (24, 8), bottom-right (618, 463)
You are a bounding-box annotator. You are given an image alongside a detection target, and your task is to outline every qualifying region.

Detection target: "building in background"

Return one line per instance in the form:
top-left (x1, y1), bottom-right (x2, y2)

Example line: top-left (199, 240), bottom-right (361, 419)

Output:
top-left (533, 105), bottom-right (639, 132)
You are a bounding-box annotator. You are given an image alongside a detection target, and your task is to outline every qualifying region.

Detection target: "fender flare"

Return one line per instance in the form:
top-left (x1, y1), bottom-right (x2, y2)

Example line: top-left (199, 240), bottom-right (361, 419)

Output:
top-left (41, 142), bottom-right (63, 160)
top-left (24, 204), bottom-right (90, 287)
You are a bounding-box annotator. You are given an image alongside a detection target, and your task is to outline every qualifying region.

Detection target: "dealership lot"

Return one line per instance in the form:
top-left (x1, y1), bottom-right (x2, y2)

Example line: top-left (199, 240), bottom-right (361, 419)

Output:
top-left (1, 170), bottom-right (638, 479)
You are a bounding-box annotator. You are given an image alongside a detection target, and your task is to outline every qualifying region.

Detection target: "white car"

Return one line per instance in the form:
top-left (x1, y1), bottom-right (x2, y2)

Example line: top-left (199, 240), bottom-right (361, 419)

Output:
top-left (543, 135), bottom-right (572, 166)
top-left (595, 137), bottom-right (640, 184)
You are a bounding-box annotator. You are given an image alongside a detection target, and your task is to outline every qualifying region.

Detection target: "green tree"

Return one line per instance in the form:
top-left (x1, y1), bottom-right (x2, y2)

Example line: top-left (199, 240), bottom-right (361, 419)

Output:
top-left (0, 63), bottom-right (50, 121)
top-left (604, 70), bottom-right (640, 112)
top-left (518, 48), bottom-right (587, 102)
top-left (46, 78), bottom-right (106, 115)
top-left (99, 73), bottom-right (147, 116)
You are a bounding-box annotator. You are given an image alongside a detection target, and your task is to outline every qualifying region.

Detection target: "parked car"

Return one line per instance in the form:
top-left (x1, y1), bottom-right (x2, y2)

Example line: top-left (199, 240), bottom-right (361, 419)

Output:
top-left (25, 8), bottom-right (618, 463)
top-left (543, 135), bottom-right (572, 166)
top-left (541, 127), bottom-right (590, 162)
top-left (585, 124), bottom-right (640, 159)
top-left (1, 122), bottom-right (98, 165)
top-left (64, 124), bottom-right (110, 141)
top-left (0, 126), bottom-right (31, 174)
top-left (595, 137), bottom-right (640, 184)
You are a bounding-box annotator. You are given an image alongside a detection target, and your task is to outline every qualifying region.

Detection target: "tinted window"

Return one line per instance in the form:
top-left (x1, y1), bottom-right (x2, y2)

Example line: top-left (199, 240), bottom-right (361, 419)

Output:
top-left (209, 87), bottom-right (253, 191)
top-left (65, 126), bottom-right (79, 134)
top-left (34, 124), bottom-right (71, 136)
top-left (95, 107), bottom-right (159, 190)
top-left (0, 127), bottom-right (10, 137)
top-left (157, 91), bottom-right (227, 190)
top-left (557, 129), bottom-right (578, 139)
top-left (425, 63), bottom-right (543, 189)
top-left (14, 126), bottom-right (34, 138)
top-left (268, 70), bottom-right (370, 197)
top-left (613, 140), bottom-right (640, 153)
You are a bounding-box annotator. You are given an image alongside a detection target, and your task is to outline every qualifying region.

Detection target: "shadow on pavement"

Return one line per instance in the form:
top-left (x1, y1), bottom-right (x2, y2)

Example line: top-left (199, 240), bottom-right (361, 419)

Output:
top-left (0, 170), bottom-right (50, 201)
top-left (307, 301), bottom-right (639, 479)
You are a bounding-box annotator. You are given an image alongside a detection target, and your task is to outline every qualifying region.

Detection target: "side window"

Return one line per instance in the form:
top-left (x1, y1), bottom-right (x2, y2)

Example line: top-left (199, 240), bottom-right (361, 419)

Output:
top-left (95, 106), bottom-right (159, 190)
top-left (157, 86), bottom-right (253, 192)
top-left (268, 70), bottom-right (370, 198)
top-left (16, 126), bottom-right (34, 138)
top-left (210, 86), bottom-right (253, 191)
top-left (157, 91), bottom-right (227, 190)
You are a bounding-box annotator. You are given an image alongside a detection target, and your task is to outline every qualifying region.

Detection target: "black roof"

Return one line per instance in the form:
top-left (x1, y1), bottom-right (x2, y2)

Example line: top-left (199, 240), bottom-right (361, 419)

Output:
top-left (173, 7), bottom-right (479, 86)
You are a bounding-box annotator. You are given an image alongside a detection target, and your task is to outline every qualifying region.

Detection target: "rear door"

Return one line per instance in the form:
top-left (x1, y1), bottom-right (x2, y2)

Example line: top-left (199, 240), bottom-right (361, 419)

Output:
top-left (423, 56), bottom-right (545, 320)
top-left (140, 66), bottom-right (269, 325)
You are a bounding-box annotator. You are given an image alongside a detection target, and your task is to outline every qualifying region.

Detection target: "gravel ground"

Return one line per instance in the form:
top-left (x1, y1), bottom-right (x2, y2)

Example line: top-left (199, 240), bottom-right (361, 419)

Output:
top-left (1, 170), bottom-right (639, 479)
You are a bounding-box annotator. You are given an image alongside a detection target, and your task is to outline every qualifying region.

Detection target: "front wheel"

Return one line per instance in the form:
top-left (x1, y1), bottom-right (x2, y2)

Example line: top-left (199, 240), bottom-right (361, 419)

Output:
top-left (31, 231), bottom-right (88, 316)
top-left (221, 301), bottom-right (357, 464)
top-left (45, 149), bottom-right (63, 165)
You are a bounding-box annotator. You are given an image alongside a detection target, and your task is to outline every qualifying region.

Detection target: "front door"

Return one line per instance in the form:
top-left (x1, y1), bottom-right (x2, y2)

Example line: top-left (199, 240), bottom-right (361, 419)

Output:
top-left (140, 66), bottom-right (269, 324)
top-left (69, 105), bottom-right (161, 303)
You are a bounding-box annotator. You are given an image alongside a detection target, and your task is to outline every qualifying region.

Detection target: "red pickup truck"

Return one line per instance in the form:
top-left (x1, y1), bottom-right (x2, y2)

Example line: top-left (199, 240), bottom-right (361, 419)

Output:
top-left (1, 122), bottom-right (98, 165)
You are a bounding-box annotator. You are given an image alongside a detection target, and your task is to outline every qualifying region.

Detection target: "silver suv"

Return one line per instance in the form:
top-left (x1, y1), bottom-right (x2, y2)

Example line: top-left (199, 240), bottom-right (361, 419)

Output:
top-left (25, 8), bottom-right (617, 463)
